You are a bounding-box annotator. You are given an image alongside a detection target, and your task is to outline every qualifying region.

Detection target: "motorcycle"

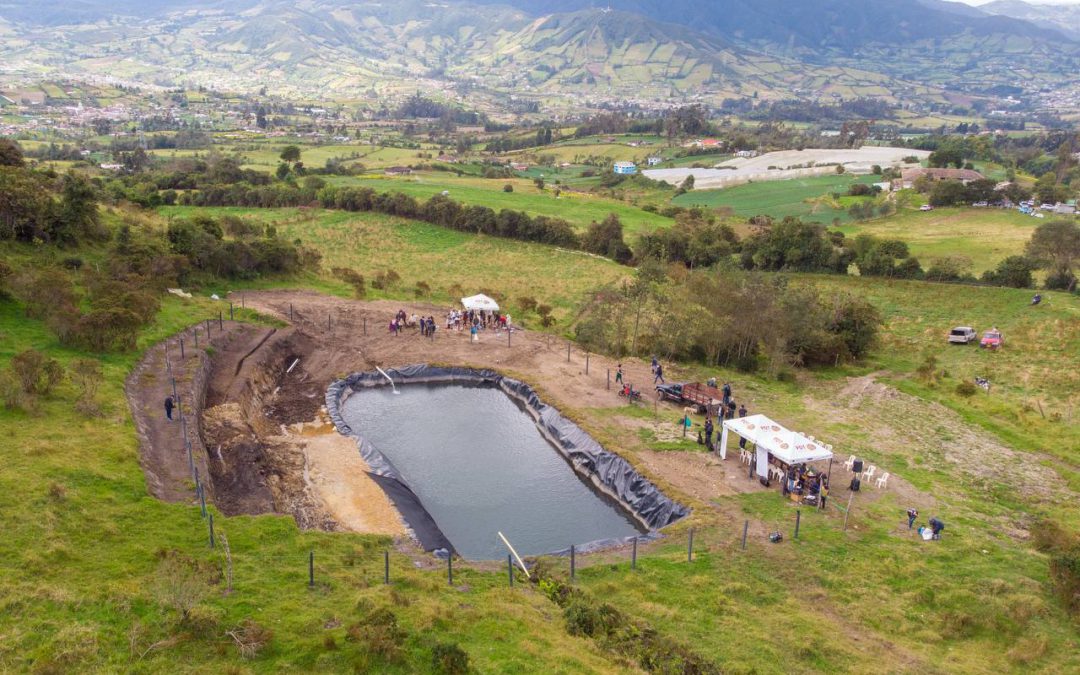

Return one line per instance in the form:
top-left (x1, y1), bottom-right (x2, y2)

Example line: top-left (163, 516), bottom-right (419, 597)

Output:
top-left (618, 384), bottom-right (643, 403)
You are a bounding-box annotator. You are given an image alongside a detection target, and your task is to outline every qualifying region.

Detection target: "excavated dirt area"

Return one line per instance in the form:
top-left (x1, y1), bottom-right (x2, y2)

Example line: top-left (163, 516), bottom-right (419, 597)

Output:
top-left (127, 289), bottom-right (1065, 550)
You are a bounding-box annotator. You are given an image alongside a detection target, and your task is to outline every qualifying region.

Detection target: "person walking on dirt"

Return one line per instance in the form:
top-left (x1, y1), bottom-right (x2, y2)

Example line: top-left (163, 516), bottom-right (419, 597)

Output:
top-left (615, 364), bottom-right (624, 385)
top-left (653, 363), bottom-right (664, 384)
top-left (164, 395), bottom-right (175, 421)
top-left (704, 417), bottom-right (714, 450)
top-left (650, 356), bottom-right (658, 373)
top-left (907, 508), bottom-right (919, 529)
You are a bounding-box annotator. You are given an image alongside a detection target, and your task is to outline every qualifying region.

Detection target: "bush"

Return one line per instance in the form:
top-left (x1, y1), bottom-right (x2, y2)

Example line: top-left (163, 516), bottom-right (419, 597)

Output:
top-left (332, 267), bottom-right (366, 298)
top-left (1044, 270), bottom-right (1077, 292)
top-left (955, 381), bottom-right (977, 397)
top-left (62, 256), bottom-right (84, 270)
top-left (70, 358), bottom-right (104, 416)
top-left (431, 641), bottom-right (470, 674)
top-left (11, 349), bottom-right (64, 396)
top-left (502, 183), bottom-right (514, 192)
top-left (346, 607), bottom-right (406, 662)
top-left (227, 619), bottom-right (273, 659)
top-left (517, 296), bottom-right (538, 313)
top-left (371, 269), bottom-right (401, 290)
top-left (414, 280), bottom-right (431, 298)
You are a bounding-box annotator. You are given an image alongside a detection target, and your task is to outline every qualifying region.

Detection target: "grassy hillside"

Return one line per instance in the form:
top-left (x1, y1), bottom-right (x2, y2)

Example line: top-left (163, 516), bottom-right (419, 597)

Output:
top-left (1, 206), bottom-right (1078, 672)
top-left (331, 173), bottom-right (674, 237)
top-left (836, 208), bottom-right (1043, 274)
top-left (158, 206), bottom-right (628, 320)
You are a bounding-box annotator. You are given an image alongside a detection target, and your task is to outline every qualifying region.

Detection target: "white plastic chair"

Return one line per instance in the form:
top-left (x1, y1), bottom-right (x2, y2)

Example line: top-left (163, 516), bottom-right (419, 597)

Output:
top-left (862, 465), bottom-right (876, 483)
top-left (843, 454), bottom-right (856, 471)
top-left (875, 472), bottom-right (890, 489)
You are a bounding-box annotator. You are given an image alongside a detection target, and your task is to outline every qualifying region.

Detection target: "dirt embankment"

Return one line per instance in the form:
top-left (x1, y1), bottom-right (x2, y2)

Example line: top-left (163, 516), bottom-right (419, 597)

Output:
top-left (198, 324), bottom-right (404, 534)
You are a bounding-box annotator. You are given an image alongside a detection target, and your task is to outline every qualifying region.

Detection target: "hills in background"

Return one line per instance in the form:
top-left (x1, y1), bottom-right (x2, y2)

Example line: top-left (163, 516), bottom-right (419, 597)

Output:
top-left (980, 0), bottom-right (1080, 40)
top-left (1, 0), bottom-right (1079, 113)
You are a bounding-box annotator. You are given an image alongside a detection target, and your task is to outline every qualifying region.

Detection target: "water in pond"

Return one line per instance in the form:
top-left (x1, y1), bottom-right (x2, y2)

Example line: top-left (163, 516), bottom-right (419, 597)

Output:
top-left (339, 384), bottom-right (643, 559)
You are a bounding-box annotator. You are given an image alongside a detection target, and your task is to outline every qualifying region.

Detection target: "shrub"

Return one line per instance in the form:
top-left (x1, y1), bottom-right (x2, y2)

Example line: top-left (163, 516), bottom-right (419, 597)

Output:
top-left (431, 641), bottom-right (470, 674)
top-left (151, 554), bottom-right (210, 625)
top-left (414, 280), bottom-right (431, 298)
top-left (371, 269), bottom-right (401, 290)
top-left (332, 267), bottom-right (366, 298)
top-left (62, 256), bottom-right (84, 270)
top-left (517, 296), bottom-right (538, 313)
top-left (502, 183), bottom-right (514, 192)
top-left (955, 381), bottom-right (977, 397)
top-left (11, 349), bottom-right (64, 396)
top-left (346, 607), bottom-right (406, 662)
top-left (70, 358), bottom-right (104, 416)
top-left (227, 619), bottom-right (273, 659)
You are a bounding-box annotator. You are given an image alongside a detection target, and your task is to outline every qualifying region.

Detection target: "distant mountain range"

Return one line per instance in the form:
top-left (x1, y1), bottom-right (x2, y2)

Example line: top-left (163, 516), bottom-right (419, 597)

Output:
top-left (1, 0), bottom-right (1078, 112)
top-left (980, 0), bottom-right (1080, 40)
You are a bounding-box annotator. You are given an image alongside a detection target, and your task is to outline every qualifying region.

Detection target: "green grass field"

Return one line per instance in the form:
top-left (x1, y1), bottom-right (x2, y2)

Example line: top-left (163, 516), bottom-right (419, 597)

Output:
top-left (672, 174), bottom-right (881, 224)
top-left (2, 205), bottom-right (1079, 672)
top-left (836, 207), bottom-right (1044, 273)
top-left (334, 172), bottom-right (674, 237)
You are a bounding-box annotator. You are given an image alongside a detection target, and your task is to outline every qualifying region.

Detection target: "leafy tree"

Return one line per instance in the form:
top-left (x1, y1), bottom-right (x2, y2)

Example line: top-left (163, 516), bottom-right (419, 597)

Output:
top-left (0, 139), bottom-right (24, 167)
top-left (981, 255), bottom-right (1036, 289)
top-left (1025, 220), bottom-right (1080, 290)
top-left (279, 145), bottom-right (301, 164)
top-left (582, 214), bottom-right (632, 264)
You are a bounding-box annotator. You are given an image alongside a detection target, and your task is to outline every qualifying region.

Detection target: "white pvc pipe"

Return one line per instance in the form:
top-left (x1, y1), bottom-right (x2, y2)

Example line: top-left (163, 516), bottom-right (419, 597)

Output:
top-left (498, 531), bottom-right (531, 578)
top-left (286, 358), bottom-right (300, 374)
top-left (375, 366), bottom-right (398, 394)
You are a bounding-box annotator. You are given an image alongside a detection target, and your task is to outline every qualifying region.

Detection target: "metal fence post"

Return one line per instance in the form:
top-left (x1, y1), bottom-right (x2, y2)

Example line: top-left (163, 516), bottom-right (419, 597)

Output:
top-left (290, 303), bottom-right (294, 321)
top-left (742, 520), bottom-right (749, 550)
top-left (199, 482), bottom-right (207, 518)
top-left (688, 528), bottom-right (694, 562)
top-left (180, 338), bottom-right (185, 359)
top-left (309, 551), bottom-right (314, 588)
top-left (795, 510), bottom-right (801, 539)
top-left (585, 353), bottom-right (589, 374)
top-left (567, 342), bottom-right (570, 362)
top-left (219, 311), bottom-right (223, 330)
top-left (208, 513), bottom-right (215, 549)
top-left (570, 545), bottom-right (576, 581)
top-left (230, 302), bottom-right (234, 320)
top-left (632, 536), bottom-right (638, 570)
top-left (508, 555), bottom-right (514, 587)
top-left (607, 369), bottom-right (610, 390)
top-left (448, 555), bottom-right (453, 585)
top-left (193, 328), bottom-right (198, 349)
top-left (384, 551), bottom-right (390, 585)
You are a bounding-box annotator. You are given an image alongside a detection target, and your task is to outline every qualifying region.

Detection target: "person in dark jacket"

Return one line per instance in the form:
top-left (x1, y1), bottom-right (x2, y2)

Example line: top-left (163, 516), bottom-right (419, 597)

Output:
top-left (704, 418), bottom-right (714, 450)
top-left (737, 403), bottom-right (748, 448)
top-left (164, 395), bottom-right (175, 421)
top-left (722, 382), bottom-right (732, 405)
top-left (654, 363), bottom-right (664, 384)
top-left (929, 517), bottom-right (945, 540)
top-left (907, 508), bottom-right (919, 529)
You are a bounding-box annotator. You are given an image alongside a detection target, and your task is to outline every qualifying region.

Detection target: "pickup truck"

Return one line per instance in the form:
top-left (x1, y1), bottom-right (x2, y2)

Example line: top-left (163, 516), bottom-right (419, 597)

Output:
top-left (655, 382), bottom-right (724, 414)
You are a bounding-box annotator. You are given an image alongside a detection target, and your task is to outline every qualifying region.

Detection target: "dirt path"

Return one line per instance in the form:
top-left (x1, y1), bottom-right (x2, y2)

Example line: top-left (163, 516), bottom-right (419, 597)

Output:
top-left (125, 320), bottom-right (247, 503)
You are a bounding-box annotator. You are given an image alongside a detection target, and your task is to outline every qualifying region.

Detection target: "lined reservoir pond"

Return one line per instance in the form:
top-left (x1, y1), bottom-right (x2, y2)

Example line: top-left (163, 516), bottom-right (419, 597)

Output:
top-left (339, 383), bottom-right (643, 559)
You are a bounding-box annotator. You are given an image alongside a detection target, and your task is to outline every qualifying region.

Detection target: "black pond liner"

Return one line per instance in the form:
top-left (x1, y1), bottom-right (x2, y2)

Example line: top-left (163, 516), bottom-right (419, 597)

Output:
top-left (326, 364), bottom-right (689, 557)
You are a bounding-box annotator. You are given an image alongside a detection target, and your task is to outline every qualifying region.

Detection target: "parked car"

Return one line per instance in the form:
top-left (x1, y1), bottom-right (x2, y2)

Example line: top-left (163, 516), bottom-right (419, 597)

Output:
top-left (980, 329), bottom-right (1004, 350)
top-left (919, 204), bottom-right (934, 211)
top-left (948, 326), bottom-right (977, 344)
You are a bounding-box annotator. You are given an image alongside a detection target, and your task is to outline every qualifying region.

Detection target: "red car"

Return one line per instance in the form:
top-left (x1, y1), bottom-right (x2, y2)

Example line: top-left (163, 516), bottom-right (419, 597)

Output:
top-left (980, 329), bottom-right (1003, 350)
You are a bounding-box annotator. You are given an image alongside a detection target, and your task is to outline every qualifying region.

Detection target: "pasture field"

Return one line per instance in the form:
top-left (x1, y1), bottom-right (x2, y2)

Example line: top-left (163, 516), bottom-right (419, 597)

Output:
top-left (672, 174), bottom-right (881, 223)
top-left (158, 206), bottom-right (629, 319)
top-left (331, 172), bottom-right (675, 236)
top-left (1, 205), bottom-right (1078, 672)
top-left (836, 207), bottom-right (1045, 273)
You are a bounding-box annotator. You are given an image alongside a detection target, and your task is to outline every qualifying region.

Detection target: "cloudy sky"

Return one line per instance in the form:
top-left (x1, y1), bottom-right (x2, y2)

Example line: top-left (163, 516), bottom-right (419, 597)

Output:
top-left (961, 0), bottom-right (1080, 4)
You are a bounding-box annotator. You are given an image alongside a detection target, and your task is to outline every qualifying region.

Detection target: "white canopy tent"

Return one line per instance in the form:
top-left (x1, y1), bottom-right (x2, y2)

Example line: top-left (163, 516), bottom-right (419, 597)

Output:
top-left (719, 414), bottom-right (833, 479)
top-left (460, 294), bottom-right (500, 312)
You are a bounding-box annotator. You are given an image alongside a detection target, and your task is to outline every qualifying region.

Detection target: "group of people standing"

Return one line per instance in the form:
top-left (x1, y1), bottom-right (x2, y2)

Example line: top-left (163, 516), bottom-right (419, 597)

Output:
top-left (701, 381), bottom-right (747, 451)
top-left (446, 308), bottom-right (510, 333)
top-left (388, 310), bottom-right (438, 337)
